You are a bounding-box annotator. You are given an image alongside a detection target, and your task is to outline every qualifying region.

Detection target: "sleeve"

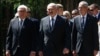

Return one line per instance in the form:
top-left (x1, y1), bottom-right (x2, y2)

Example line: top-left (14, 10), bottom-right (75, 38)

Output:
top-left (71, 19), bottom-right (77, 51)
top-left (93, 17), bottom-right (99, 51)
top-left (31, 20), bottom-right (39, 51)
top-left (64, 19), bottom-right (71, 49)
top-left (6, 20), bottom-right (13, 51)
top-left (37, 19), bottom-right (44, 51)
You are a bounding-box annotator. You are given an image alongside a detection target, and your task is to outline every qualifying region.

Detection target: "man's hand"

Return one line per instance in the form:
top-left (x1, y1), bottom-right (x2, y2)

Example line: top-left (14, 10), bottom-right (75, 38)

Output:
top-left (38, 51), bottom-right (43, 56)
top-left (63, 48), bottom-right (69, 54)
top-left (6, 50), bottom-right (10, 56)
top-left (30, 51), bottom-right (36, 56)
top-left (94, 50), bottom-right (98, 56)
top-left (72, 50), bottom-right (77, 56)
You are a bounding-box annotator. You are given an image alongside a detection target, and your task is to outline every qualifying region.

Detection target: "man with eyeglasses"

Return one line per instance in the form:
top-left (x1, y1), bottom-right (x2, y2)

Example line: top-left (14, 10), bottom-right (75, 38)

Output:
top-left (89, 4), bottom-right (100, 22)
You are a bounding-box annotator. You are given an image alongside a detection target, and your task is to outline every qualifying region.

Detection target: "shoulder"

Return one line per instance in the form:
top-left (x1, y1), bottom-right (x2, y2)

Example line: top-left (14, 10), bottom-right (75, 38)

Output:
top-left (87, 14), bottom-right (96, 20)
top-left (72, 15), bottom-right (80, 22)
top-left (57, 15), bottom-right (66, 21)
top-left (10, 17), bottom-right (18, 24)
top-left (30, 17), bottom-right (39, 22)
top-left (40, 16), bottom-right (49, 23)
top-left (73, 15), bottom-right (80, 19)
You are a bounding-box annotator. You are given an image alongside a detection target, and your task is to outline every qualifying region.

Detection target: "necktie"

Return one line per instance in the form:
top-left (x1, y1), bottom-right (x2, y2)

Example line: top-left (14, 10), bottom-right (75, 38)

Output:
top-left (50, 18), bottom-right (54, 31)
top-left (51, 18), bottom-right (54, 28)
top-left (81, 17), bottom-right (84, 30)
top-left (20, 19), bottom-right (23, 29)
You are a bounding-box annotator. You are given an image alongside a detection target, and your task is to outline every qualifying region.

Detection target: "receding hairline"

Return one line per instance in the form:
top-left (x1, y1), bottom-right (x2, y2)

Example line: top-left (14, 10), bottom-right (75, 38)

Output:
top-left (89, 3), bottom-right (99, 9)
top-left (56, 4), bottom-right (63, 8)
top-left (47, 3), bottom-right (57, 9)
top-left (78, 1), bottom-right (88, 7)
top-left (17, 5), bottom-right (28, 12)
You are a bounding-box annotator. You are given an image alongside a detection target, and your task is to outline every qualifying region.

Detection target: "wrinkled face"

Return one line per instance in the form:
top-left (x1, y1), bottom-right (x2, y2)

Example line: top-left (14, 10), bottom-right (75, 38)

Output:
top-left (78, 4), bottom-right (88, 14)
top-left (18, 8), bottom-right (27, 18)
top-left (47, 5), bottom-right (57, 17)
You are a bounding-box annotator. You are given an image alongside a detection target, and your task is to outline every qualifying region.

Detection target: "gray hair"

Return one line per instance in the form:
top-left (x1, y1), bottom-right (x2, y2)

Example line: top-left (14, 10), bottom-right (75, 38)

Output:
top-left (17, 5), bottom-right (28, 12)
top-left (47, 3), bottom-right (57, 9)
top-left (79, 1), bottom-right (88, 7)
top-left (56, 4), bottom-right (63, 8)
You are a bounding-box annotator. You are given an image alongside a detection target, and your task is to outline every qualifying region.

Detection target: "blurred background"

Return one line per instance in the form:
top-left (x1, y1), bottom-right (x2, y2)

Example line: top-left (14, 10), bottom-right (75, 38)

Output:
top-left (0, 0), bottom-right (100, 56)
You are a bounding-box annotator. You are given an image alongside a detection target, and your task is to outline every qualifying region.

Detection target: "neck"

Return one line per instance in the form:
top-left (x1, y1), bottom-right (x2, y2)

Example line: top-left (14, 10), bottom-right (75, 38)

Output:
top-left (20, 16), bottom-right (26, 19)
top-left (81, 12), bottom-right (87, 16)
top-left (50, 14), bottom-right (57, 17)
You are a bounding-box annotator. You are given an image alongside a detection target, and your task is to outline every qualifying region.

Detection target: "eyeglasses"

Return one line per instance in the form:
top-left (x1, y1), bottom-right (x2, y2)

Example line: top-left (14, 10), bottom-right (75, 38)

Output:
top-left (90, 9), bottom-right (94, 11)
top-left (89, 8), bottom-right (95, 11)
top-left (18, 10), bottom-right (26, 12)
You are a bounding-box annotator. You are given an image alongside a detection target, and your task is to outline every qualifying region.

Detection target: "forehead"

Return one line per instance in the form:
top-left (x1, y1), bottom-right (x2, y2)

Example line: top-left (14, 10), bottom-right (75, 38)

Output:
top-left (47, 6), bottom-right (54, 9)
top-left (18, 8), bottom-right (26, 11)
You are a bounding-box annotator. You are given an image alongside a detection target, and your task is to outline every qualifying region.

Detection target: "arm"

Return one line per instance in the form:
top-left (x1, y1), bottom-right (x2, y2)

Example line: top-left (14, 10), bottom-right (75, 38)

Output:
top-left (30, 20), bottom-right (39, 56)
top-left (38, 19), bottom-right (44, 56)
top-left (71, 19), bottom-right (77, 55)
top-left (63, 20), bottom-right (70, 54)
top-left (92, 17), bottom-right (99, 56)
top-left (6, 20), bottom-right (13, 56)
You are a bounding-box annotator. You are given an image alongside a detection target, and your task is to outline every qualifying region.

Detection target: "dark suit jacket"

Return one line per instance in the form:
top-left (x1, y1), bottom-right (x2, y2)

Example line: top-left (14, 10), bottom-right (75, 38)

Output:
top-left (72, 14), bottom-right (99, 54)
top-left (68, 20), bottom-right (73, 51)
top-left (6, 17), bottom-right (38, 55)
top-left (97, 13), bottom-right (100, 21)
top-left (39, 15), bottom-right (70, 56)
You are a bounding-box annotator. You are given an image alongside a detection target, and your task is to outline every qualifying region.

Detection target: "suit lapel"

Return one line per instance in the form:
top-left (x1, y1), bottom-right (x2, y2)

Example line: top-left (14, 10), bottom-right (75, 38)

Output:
top-left (51, 15), bottom-right (59, 32)
top-left (46, 16), bottom-right (52, 32)
top-left (78, 15), bottom-right (82, 28)
top-left (14, 18), bottom-right (21, 36)
top-left (83, 14), bottom-right (89, 32)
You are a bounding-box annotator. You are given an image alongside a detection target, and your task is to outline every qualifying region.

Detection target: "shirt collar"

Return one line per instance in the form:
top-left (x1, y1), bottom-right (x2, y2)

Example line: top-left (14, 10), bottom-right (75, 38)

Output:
top-left (80, 13), bottom-right (87, 18)
top-left (19, 18), bottom-right (25, 22)
top-left (50, 14), bottom-right (57, 21)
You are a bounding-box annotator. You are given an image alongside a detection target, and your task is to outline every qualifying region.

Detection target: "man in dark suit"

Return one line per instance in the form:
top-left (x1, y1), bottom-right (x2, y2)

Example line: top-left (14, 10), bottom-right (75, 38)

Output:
top-left (89, 3), bottom-right (100, 55)
top-left (63, 11), bottom-right (73, 56)
top-left (89, 3), bottom-right (100, 22)
top-left (72, 1), bottom-right (99, 56)
top-left (38, 3), bottom-right (70, 56)
top-left (6, 5), bottom-right (38, 56)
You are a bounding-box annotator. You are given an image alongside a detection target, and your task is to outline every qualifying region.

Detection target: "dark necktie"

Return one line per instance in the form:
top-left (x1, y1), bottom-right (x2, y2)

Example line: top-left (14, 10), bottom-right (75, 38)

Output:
top-left (51, 18), bottom-right (54, 28)
top-left (81, 17), bottom-right (85, 30)
top-left (20, 19), bottom-right (23, 30)
top-left (50, 18), bottom-right (54, 31)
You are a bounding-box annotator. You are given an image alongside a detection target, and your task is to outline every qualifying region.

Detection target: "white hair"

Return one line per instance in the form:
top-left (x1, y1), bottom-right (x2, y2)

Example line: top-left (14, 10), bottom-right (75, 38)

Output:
top-left (15, 12), bottom-right (19, 17)
top-left (56, 4), bottom-right (63, 8)
top-left (47, 3), bottom-right (57, 9)
top-left (63, 11), bottom-right (71, 17)
top-left (17, 5), bottom-right (28, 12)
top-left (79, 1), bottom-right (88, 7)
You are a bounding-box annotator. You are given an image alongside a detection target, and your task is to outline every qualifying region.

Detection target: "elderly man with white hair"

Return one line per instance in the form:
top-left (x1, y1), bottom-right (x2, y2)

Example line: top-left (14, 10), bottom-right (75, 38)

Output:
top-left (72, 1), bottom-right (99, 56)
top-left (39, 3), bottom-right (70, 56)
top-left (6, 5), bottom-right (38, 56)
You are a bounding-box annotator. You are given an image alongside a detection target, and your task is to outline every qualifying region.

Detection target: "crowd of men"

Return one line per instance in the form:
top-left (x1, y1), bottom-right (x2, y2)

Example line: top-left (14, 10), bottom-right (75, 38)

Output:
top-left (6, 1), bottom-right (100, 56)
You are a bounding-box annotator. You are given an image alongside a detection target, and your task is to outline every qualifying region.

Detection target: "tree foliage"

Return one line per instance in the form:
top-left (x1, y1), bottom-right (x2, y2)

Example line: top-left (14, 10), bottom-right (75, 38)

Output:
top-left (0, 0), bottom-right (100, 56)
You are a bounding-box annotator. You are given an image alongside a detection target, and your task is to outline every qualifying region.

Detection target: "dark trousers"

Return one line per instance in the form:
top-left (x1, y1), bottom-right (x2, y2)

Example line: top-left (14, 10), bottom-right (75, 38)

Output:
top-left (77, 48), bottom-right (93, 56)
top-left (12, 47), bottom-right (30, 56)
